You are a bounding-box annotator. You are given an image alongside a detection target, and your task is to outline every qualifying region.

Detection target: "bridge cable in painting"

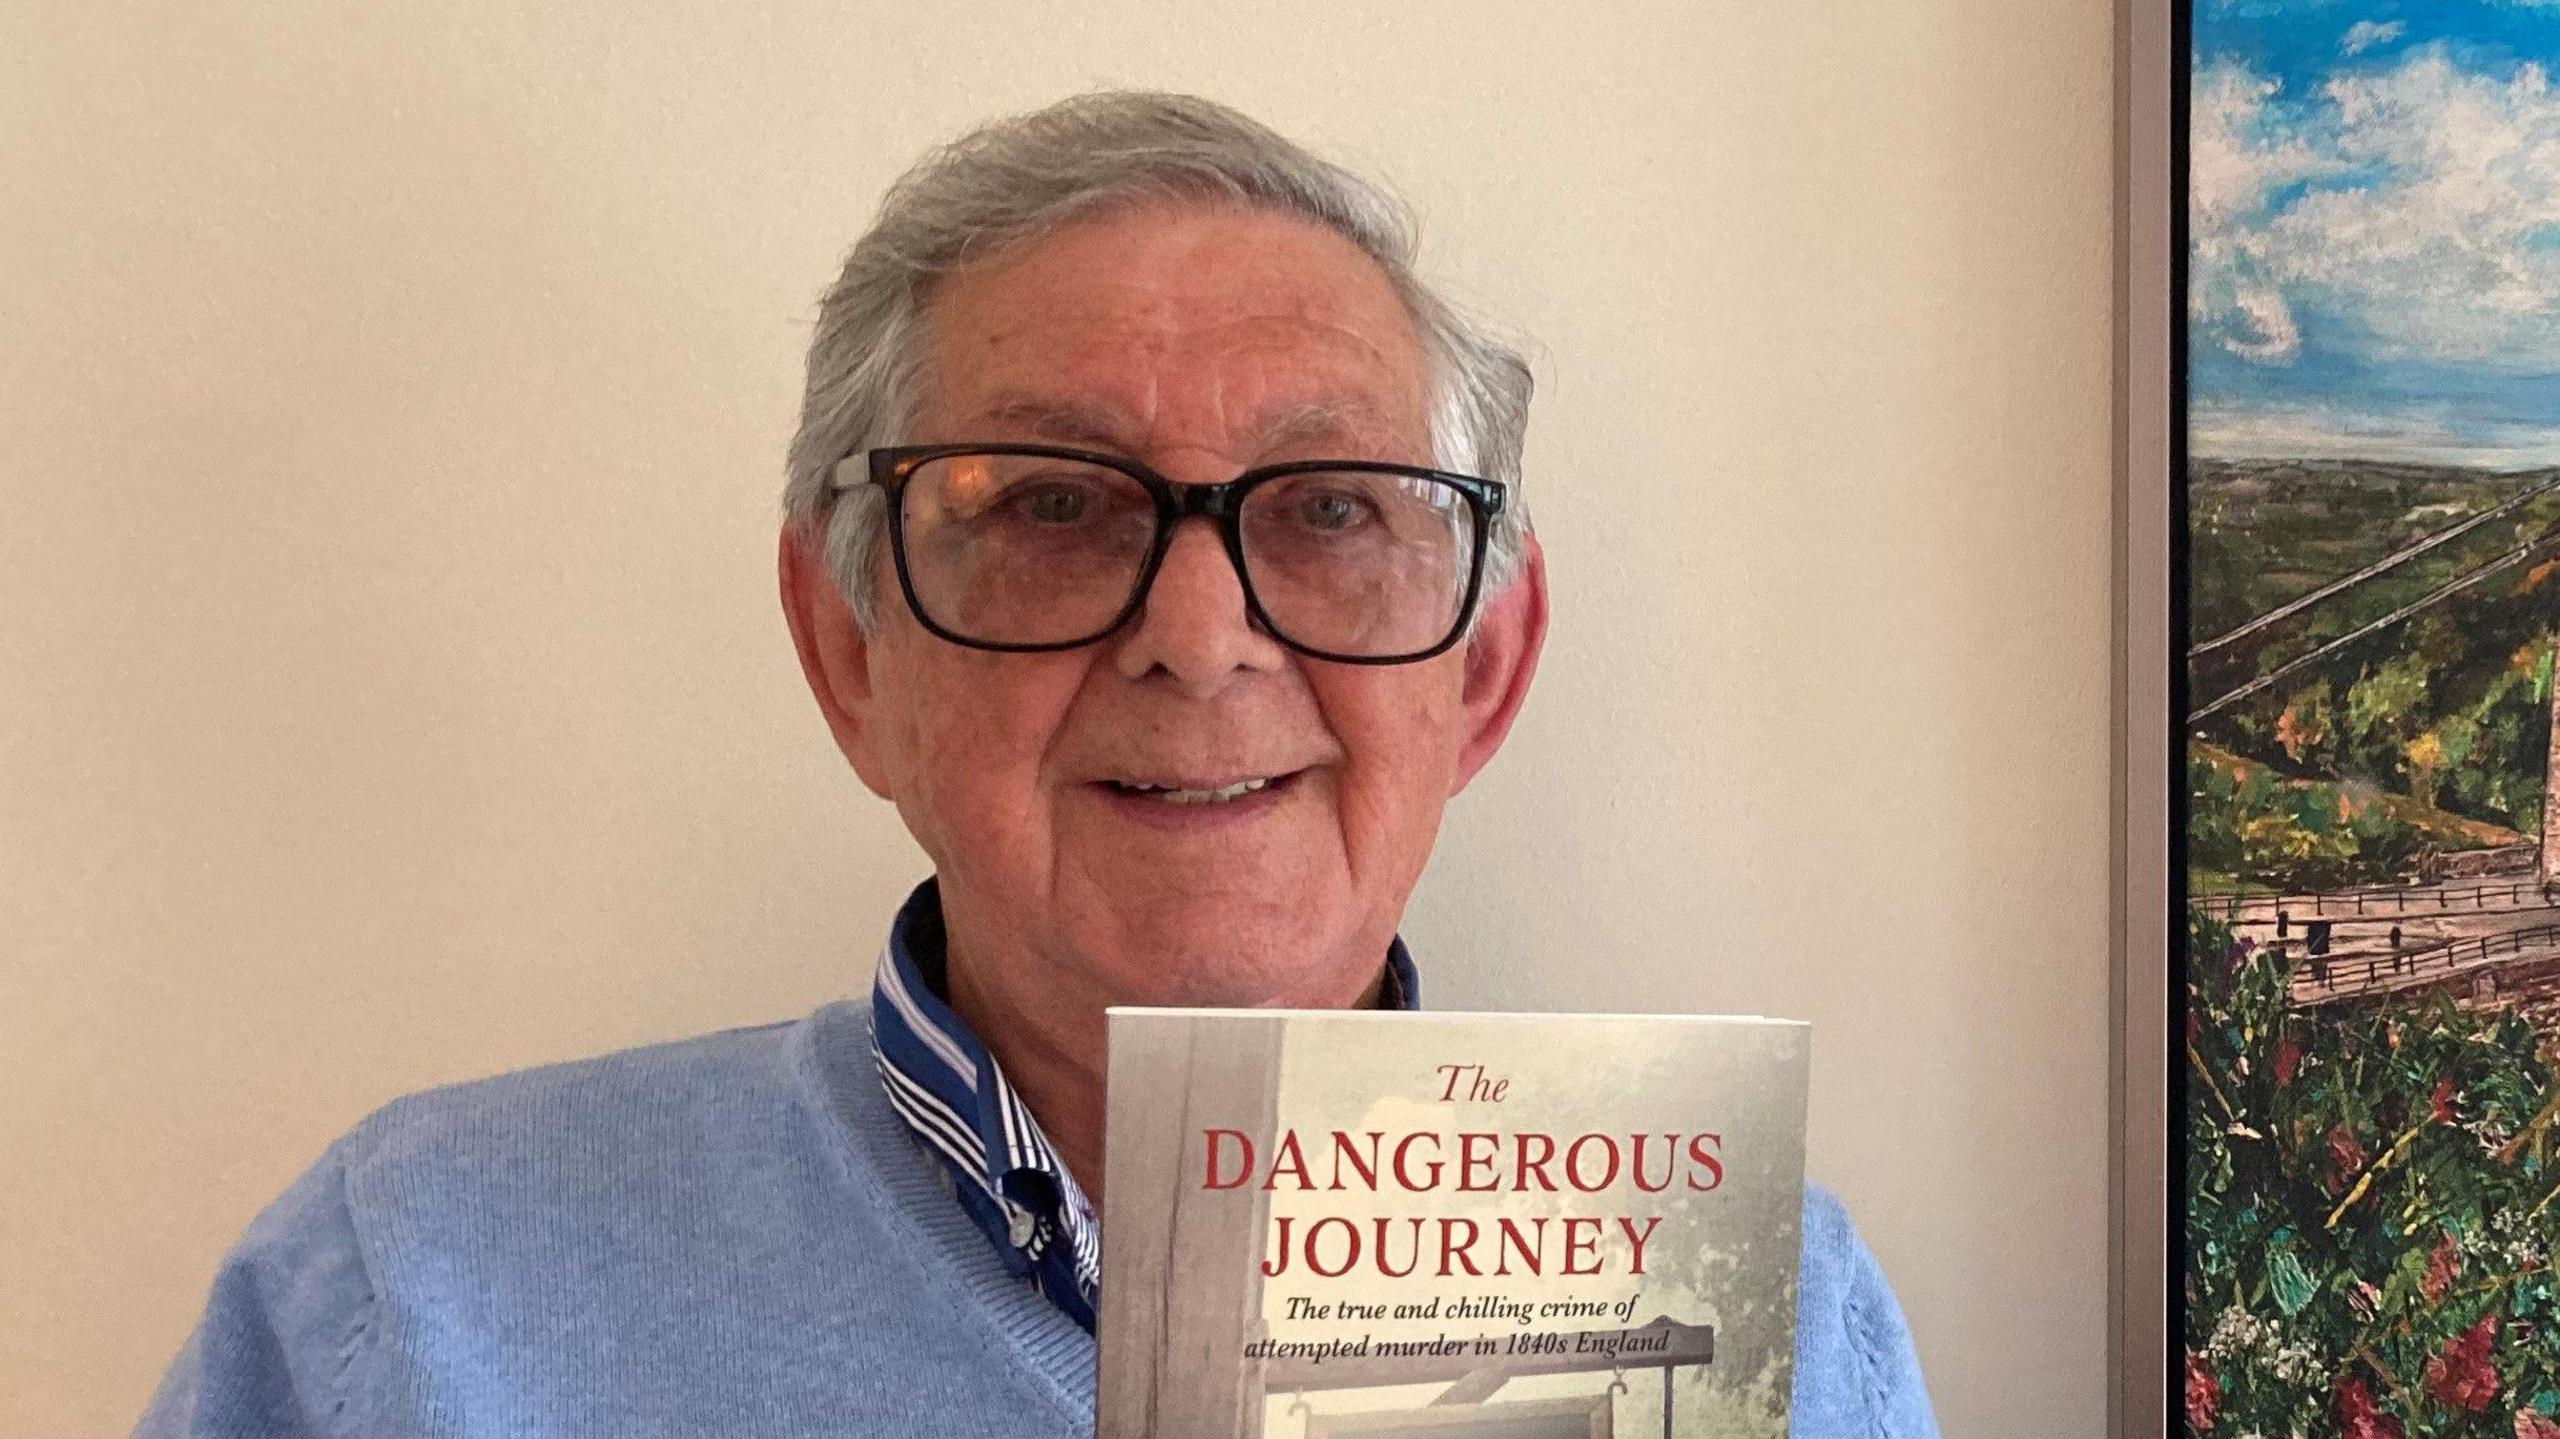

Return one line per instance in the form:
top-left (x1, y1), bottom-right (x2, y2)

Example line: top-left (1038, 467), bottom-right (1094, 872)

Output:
top-left (2187, 469), bottom-right (2560, 661)
top-left (2187, 520), bottom-right (2560, 724)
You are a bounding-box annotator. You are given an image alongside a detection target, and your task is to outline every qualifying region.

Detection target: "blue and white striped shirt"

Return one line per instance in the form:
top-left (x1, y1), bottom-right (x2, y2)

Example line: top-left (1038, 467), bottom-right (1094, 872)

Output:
top-left (866, 878), bottom-right (1419, 1333)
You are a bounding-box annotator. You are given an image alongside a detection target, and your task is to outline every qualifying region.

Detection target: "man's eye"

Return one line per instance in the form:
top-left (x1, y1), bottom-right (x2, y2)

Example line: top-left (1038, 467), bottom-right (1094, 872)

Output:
top-left (1295, 490), bottom-right (1374, 531)
top-left (1006, 481), bottom-right (1097, 524)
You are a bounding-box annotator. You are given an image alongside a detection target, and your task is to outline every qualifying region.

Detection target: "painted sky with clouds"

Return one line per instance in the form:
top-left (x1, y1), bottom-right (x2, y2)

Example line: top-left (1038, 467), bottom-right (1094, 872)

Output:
top-left (2191, 0), bottom-right (2560, 467)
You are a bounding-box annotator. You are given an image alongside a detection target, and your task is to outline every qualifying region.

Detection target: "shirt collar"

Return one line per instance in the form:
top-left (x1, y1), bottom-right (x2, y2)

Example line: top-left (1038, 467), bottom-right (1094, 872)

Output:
top-left (865, 877), bottom-right (1421, 1330)
top-left (869, 879), bottom-right (1101, 1326)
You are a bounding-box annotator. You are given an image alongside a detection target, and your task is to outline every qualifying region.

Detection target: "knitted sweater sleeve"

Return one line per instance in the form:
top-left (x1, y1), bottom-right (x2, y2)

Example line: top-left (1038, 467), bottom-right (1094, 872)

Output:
top-left (134, 1143), bottom-right (379, 1439)
top-left (1791, 1184), bottom-right (1942, 1438)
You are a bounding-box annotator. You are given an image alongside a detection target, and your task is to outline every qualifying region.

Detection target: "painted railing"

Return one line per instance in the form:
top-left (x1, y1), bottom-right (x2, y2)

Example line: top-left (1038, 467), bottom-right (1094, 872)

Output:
top-left (2291, 922), bottom-right (2560, 998)
top-left (2198, 877), bottom-right (2554, 923)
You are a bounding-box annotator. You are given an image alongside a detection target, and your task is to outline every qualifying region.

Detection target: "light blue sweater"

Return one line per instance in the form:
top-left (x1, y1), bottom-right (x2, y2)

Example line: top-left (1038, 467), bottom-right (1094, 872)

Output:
top-left (138, 1002), bottom-right (1938, 1436)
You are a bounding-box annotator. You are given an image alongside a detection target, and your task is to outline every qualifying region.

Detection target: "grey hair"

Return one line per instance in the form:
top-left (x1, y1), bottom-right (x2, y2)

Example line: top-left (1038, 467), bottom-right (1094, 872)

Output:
top-left (779, 90), bottom-right (1535, 629)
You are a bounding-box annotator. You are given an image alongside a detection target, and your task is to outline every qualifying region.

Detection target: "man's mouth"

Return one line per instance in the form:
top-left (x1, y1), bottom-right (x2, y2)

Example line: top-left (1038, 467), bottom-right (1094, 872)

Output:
top-left (1101, 772), bottom-right (1297, 807)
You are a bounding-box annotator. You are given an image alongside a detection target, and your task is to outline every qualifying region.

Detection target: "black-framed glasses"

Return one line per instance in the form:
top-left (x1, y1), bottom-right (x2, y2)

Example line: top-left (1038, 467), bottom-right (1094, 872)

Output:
top-left (829, 444), bottom-right (1508, 665)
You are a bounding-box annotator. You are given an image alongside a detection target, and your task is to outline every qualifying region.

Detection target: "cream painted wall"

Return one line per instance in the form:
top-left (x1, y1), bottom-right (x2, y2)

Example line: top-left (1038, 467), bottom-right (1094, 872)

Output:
top-left (3, 2), bottom-right (2116, 1434)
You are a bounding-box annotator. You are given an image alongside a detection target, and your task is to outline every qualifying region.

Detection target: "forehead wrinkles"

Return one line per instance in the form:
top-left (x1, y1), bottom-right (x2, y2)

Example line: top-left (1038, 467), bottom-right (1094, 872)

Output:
top-left (951, 307), bottom-right (1428, 457)
top-left (918, 211), bottom-right (1431, 452)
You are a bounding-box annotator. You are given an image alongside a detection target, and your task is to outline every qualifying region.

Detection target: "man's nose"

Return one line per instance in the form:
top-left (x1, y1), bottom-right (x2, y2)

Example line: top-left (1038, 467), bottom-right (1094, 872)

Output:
top-left (1110, 517), bottom-right (1287, 694)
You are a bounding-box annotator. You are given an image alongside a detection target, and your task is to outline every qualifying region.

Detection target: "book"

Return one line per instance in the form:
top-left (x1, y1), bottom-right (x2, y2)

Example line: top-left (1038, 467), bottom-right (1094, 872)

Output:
top-left (1094, 1008), bottom-right (1811, 1439)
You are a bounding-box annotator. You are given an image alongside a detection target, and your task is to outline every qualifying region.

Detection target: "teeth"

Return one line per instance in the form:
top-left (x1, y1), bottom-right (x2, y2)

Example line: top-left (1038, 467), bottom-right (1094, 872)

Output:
top-left (1120, 777), bottom-right (1273, 805)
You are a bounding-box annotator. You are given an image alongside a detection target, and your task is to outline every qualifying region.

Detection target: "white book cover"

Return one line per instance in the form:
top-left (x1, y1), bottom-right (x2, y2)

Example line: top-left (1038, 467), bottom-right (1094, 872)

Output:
top-left (1095, 1009), bottom-right (1811, 1439)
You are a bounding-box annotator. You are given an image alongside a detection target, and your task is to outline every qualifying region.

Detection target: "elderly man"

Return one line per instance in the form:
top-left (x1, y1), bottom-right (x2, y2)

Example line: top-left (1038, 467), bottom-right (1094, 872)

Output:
top-left (140, 93), bottom-right (1936, 1437)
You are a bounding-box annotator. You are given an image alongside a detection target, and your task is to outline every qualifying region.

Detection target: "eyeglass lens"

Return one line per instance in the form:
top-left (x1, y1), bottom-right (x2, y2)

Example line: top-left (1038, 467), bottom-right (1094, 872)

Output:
top-left (895, 452), bottom-right (1476, 658)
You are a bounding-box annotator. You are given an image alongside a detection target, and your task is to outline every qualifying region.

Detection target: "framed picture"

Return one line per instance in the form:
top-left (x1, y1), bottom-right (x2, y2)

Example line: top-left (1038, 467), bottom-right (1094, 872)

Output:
top-left (2132, 2), bottom-right (2560, 1435)
top-left (1302, 1394), bottom-right (1613, 1439)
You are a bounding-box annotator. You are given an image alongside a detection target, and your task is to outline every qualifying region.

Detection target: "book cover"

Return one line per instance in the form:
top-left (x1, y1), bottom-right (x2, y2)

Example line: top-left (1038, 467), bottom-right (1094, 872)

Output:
top-left (1094, 1008), bottom-right (1811, 1439)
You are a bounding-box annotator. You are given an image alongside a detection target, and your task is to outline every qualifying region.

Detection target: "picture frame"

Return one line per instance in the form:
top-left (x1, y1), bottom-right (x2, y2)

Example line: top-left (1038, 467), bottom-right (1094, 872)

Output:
top-left (2118, 4), bottom-right (2175, 1435)
top-left (2132, 3), bottom-right (2560, 1434)
top-left (1302, 1393), bottom-right (1614, 1439)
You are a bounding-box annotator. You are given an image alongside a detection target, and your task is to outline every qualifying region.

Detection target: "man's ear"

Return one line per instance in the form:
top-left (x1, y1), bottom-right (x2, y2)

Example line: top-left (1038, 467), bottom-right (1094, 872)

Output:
top-left (1450, 531), bottom-right (1548, 795)
top-left (778, 522), bottom-right (895, 800)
